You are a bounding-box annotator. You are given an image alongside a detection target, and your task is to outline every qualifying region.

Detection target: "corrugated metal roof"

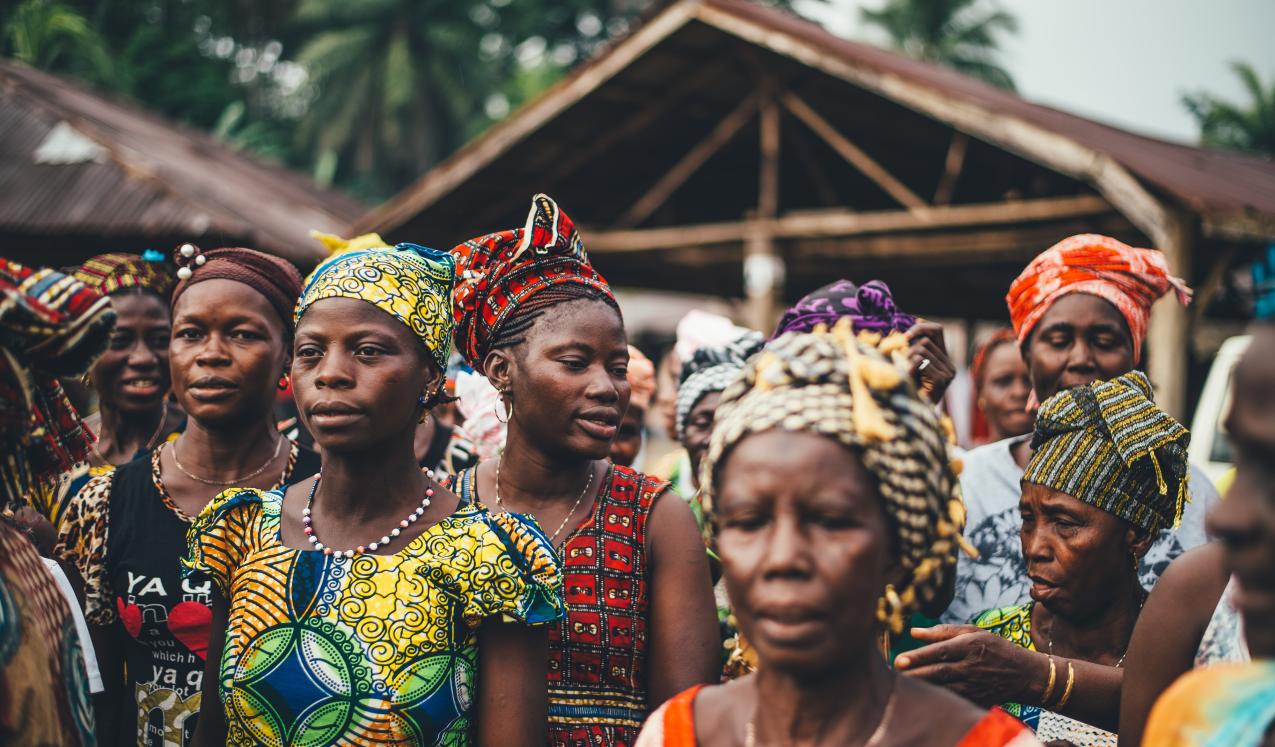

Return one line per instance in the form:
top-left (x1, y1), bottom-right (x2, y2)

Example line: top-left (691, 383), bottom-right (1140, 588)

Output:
top-left (0, 60), bottom-right (364, 264)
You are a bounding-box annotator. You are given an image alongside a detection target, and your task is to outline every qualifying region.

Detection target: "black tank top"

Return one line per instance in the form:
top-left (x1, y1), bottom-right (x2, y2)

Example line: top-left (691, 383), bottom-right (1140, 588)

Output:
top-left (103, 444), bottom-right (320, 747)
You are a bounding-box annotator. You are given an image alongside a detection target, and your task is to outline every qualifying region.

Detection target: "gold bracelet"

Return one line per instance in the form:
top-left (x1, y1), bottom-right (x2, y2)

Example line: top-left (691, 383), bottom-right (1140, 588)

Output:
top-left (1054, 661), bottom-right (1076, 711)
top-left (1041, 655), bottom-right (1058, 706)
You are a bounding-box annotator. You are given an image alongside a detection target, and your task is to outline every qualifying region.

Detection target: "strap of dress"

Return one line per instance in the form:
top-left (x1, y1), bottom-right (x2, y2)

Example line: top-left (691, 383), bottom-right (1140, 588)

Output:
top-left (661, 685), bottom-right (704, 747)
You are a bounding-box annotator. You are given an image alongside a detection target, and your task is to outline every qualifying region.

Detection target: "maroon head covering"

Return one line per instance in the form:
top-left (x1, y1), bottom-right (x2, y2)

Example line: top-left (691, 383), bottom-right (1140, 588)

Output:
top-left (170, 244), bottom-right (303, 329)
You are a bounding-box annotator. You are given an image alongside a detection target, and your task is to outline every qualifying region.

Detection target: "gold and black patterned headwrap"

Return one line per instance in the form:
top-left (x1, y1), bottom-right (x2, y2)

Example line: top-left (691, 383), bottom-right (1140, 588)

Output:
top-left (702, 318), bottom-right (972, 634)
top-left (1026, 371), bottom-right (1189, 535)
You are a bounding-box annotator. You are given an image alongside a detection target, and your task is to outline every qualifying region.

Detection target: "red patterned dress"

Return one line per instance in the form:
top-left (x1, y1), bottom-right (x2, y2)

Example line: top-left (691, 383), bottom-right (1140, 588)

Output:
top-left (453, 463), bottom-right (667, 747)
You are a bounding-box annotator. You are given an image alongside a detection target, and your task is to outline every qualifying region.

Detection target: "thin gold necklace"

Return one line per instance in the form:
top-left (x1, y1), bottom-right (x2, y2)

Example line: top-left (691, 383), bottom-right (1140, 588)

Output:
top-left (169, 434), bottom-right (284, 486)
top-left (494, 455), bottom-right (595, 543)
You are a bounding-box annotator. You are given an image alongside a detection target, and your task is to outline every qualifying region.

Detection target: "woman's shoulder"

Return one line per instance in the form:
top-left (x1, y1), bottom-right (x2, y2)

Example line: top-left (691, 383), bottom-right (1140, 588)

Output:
top-left (894, 676), bottom-right (1024, 746)
top-left (636, 683), bottom-right (713, 747)
top-left (189, 486), bottom-right (282, 534)
top-left (609, 463), bottom-right (671, 501)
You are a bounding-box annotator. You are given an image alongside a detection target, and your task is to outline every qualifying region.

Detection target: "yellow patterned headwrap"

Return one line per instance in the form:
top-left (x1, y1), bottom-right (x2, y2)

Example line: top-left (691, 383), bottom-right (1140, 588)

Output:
top-left (295, 239), bottom-right (456, 371)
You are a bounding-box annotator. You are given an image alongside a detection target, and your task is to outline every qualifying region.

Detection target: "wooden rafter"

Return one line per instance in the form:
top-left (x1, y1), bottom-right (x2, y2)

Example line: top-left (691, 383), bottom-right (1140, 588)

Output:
top-left (586, 194), bottom-right (1113, 252)
top-left (780, 91), bottom-right (926, 210)
top-left (933, 131), bottom-right (969, 206)
top-left (617, 92), bottom-right (760, 227)
top-left (549, 61), bottom-right (736, 188)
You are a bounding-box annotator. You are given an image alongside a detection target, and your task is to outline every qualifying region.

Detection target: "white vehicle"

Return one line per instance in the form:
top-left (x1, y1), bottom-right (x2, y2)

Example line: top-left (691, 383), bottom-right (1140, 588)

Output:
top-left (1188, 334), bottom-right (1251, 484)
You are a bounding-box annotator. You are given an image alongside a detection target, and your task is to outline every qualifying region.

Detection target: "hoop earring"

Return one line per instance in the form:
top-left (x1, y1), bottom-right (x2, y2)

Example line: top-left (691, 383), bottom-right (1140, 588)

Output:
top-left (494, 394), bottom-right (512, 424)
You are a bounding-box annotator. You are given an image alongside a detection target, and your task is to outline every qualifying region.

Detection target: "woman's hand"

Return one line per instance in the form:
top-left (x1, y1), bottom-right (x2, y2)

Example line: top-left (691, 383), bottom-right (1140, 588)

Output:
top-left (894, 625), bottom-right (1040, 707)
top-left (906, 322), bottom-right (955, 404)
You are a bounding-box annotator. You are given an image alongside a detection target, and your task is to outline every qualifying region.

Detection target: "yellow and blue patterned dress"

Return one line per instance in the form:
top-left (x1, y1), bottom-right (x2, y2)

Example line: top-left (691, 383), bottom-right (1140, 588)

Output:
top-left (973, 604), bottom-right (1117, 747)
top-left (184, 488), bottom-right (563, 747)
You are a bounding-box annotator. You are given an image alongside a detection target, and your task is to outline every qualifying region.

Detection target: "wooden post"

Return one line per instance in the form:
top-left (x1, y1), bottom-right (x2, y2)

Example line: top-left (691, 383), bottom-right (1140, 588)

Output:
top-left (1146, 210), bottom-right (1192, 421)
top-left (745, 90), bottom-right (783, 332)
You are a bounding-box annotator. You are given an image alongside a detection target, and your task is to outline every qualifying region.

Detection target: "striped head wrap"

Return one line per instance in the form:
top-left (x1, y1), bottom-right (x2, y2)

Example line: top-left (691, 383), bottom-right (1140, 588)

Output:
top-left (1007, 234), bottom-right (1192, 364)
top-left (1026, 370), bottom-right (1190, 535)
top-left (0, 259), bottom-right (114, 503)
top-left (170, 244), bottom-right (303, 330)
top-left (297, 238), bottom-right (456, 372)
top-left (73, 251), bottom-right (174, 298)
top-left (675, 331), bottom-right (763, 440)
top-left (450, 194), bottom-right (615, 368)
top-left (703, 319), bottom-right (971, 634)
top-left (770, 279), bottom-right (916, 340)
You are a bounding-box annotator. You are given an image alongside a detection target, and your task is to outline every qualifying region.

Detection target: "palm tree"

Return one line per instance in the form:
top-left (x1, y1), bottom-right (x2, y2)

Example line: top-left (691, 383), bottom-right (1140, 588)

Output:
top-left (2, 0), bottom-right (114, 86)
top-left (287, 0), bottom-right (516, 198)
top-left (860, 0), bottom-right (1017, 90)
top-left (1183, 61), bottom-right (1275, 157)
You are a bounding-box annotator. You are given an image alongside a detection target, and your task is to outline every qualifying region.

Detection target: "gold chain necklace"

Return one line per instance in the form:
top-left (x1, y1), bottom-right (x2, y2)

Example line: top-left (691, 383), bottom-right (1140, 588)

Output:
top-left (168, 434), bottom-right (284, 486)
top-left (494, 455), bottom-right (595, 543)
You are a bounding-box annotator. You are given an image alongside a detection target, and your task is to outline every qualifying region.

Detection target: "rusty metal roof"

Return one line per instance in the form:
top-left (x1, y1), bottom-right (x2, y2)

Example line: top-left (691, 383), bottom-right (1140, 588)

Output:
top-left (0, 60), bottom-right (364, 265)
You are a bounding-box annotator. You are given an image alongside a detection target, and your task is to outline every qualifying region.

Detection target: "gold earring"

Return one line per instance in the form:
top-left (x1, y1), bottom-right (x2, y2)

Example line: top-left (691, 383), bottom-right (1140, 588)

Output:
top-left (494, 393), bottom-right (512, 424)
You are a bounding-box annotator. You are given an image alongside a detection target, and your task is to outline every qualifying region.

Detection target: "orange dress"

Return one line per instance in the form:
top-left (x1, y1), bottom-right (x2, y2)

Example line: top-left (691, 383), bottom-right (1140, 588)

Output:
top-left (635, 685), bottom-right (1044, 746)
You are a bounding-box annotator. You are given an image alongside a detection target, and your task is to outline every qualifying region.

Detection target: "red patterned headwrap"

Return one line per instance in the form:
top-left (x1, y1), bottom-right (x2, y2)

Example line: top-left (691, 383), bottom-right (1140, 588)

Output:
top-left (0, 259), bottom-right (114, 503)
top-left (170, 245), bottom-right (304, 330)
top-left (450, 194), bottom-right (615, 368)
top-left (1007, 234), bottom-right (1192, 364)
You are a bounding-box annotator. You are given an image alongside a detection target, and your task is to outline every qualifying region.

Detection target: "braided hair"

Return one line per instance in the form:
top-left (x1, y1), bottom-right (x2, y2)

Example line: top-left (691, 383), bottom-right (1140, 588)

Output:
top-left (487, 284), bottom-right (620, 354)
top-left (702, 319), bottom-right (972, 635)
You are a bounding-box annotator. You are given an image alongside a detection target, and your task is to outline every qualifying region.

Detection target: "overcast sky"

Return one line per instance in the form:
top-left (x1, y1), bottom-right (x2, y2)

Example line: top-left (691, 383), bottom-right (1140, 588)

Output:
top-left (795, 0), bottom-right (1275, 143)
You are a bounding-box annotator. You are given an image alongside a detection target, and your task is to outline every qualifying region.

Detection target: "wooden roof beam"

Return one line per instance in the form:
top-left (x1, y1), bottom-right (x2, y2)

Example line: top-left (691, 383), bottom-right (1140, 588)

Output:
top-left (780, 91), bottom-right (927, 210)
top-left (933, 131), bottom-right (968, 206)
top-left (695, 3), bottom-right (1178, 247)
top-left (586, 193), bottom-right (1112, 252)
top-left (549, 59), bottom-right (738, 189)
top-left (617, 92), bottom-right (760, 227)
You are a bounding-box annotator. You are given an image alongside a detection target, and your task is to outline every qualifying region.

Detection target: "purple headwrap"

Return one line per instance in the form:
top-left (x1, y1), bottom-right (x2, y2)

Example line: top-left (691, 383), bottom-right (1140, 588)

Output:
top-left (770, 279), bottom-right (915, 340)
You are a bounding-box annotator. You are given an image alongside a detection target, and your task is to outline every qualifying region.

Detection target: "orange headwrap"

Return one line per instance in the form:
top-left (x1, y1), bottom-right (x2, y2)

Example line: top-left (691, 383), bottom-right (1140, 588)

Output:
top-left (626, 345), bottom-right (656, 411)
top-left (1007, 234), bottom-right (1192, 364)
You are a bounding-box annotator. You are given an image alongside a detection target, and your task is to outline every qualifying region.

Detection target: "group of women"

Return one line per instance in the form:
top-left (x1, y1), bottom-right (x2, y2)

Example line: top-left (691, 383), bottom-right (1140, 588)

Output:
top-left (1, 192), bottom-right (1270, 747)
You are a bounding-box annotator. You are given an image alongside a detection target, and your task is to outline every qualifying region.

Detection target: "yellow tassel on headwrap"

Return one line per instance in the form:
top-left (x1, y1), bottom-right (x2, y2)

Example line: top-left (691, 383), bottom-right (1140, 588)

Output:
top-left (310, 230), bottom-right (392, 256)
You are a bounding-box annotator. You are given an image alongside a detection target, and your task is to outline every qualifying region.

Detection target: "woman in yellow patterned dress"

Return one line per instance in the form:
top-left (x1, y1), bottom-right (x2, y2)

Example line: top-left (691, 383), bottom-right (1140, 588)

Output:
top-left (186, 243), bottom-right (563, 747)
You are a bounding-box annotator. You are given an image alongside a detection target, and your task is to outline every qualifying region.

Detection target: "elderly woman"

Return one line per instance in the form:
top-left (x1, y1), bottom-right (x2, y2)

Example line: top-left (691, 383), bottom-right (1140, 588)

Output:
top-left (901, 371), bottom-right (1190, 746)
top-left (945, 234), bottom-right (1217, 626)
top-left (1142, 321), bottom-right (1275, 746)
top-left (188, 242), bottom-right (561, 746)
top-left (448, 194), bottom-right (719, 746)
top-left (636, 321), bottom-right (1039, 746)
top-left (57, 246), bottom-right (320, 746)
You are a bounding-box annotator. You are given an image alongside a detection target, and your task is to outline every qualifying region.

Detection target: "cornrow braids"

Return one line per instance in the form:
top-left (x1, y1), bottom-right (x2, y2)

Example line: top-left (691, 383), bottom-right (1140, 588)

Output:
top-left (702, 318), bottom-right (974, 636)
top-left (487, 283), bottom-right (621, 353)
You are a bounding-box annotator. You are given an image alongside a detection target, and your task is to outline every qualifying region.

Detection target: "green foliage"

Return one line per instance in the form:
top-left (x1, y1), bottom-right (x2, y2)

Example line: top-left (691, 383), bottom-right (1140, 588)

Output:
top-left (2, 0), bottom-right (114, 86)
top-left (1, 0), bottom-right (825, 201)
top-left (1183, 61), bottom-right (1275, 157)
top-left (860, 0), bottom-right (1017, 90)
